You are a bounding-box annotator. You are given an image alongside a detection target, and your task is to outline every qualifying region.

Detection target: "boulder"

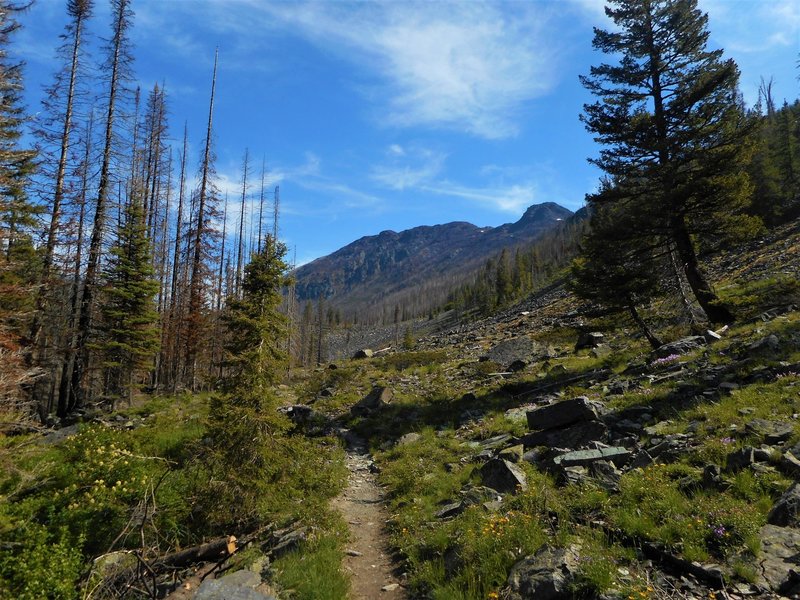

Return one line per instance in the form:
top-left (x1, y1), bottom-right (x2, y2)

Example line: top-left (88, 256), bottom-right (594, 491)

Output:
top-left (575, 331), bottom-right (604, 350)
top-left (745, 419), bottom-right (794, 445)
top-left (483, 336), bottom-right (542, 370)
top-left (725, 447), bottom-right (756, 472)
top-left (653, 336), bottom-right (706, 359)
top-left (551, 446), bottom-right (631, 469)
top-left (589, 344), bottom-right (612, 359)
top-left (588, 460), bottom-right (621, 492)
top-left (505, 544), bottom-right (582, 600)
top-left (758, 525), bottom-right (800, 595)
top-left (351, 386), bottom-right (392, 416)
top-left (526, 397), bottom-right (600, 430)
top-left (520, 420), bottom-right (608, 450)
top-left (767, 483), bottom-right (800, 527)
top-left (480, 458), bottom-right (528, 494)
top-left (195, 570), bottom-right (276, 600)
top-left (498, 444), bottom-right (525, 463)
top-left (397, 432), bottom-right (422, 446)
top-left (748, 334), bottom-right (780, 354)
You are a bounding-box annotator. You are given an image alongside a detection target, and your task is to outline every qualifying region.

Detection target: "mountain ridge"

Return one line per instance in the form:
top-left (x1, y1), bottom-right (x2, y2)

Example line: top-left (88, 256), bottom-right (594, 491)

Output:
top-left (293, 202), bottom-right (574, 318)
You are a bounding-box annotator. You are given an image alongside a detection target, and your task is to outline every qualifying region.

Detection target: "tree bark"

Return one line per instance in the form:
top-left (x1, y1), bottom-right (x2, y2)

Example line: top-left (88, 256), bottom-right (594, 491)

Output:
top-left (671, 217), bottom-right (734, 324)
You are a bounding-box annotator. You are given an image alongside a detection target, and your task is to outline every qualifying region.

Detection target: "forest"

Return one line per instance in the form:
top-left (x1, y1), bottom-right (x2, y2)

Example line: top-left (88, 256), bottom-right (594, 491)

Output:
top-left (1, 0), bottom-right (800, 598)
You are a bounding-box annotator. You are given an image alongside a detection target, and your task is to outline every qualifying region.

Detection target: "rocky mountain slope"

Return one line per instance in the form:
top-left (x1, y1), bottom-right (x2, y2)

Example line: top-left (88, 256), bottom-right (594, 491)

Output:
top-left (293, 202), bottom-right (573, 317)
top-left (288, 218), bottom-right (800, 599)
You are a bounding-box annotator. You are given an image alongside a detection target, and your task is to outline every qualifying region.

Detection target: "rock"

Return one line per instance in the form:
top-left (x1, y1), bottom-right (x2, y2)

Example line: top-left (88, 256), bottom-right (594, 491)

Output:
top-left (352, 348), bottom-right (374, 359)
top-left (717, 381), bottom-right (739, 394)
top-left (589, 344), bottom-right (612, 359)
top-left (483, 336), bottom-right (542, 370)
top-left (767, 483), bottom-right (800, 527)
top-left (381, 583), bottom-right (400, 592)
top-left (780, 451), bottom-right (800, 476)
top-left (702, 464), bottom-right (723, 489)
top-left (480, 458), bottom-right (528, 494)
top-left (460, 485), bottom-right (503, 506)
top-left (397, 432), bottom-right (422, 446)
top-left (526, 397), bottom-right (600, 430)
top-left (498, 444), bottom-right (525, 463)
top-left (551, 447), bottom-right (631, 469)
top-left (277, 404), bottom-right (316, 425)
top-left (748, 334), bottom-right (780, 354)
top-left (653, 336), bottom-right (706, 359)
top-left (351, 386), bottom-right (392, 416)
top-left (195, 570), bottom-right (276, 600)
top-left (269, 526), bottom-right (307, 559)
top-left (505, 544), bottom-right (582, 600)
top-left (575, 331), bottom-right (604, 350)
top-left (477, 433), bottom-right (514, 451)
top-left (758, 524), bottom-right (800, 595)
top-left (745, 419), bottom-right (794, 445)
top-left (589, 460), bottom-right (621, 492)
top-left (725, 447), bottom-right (756, 472)
top-left (435, 502), bottom-right (465, 519)
top-left (520, 420), bottom-right (608, 450)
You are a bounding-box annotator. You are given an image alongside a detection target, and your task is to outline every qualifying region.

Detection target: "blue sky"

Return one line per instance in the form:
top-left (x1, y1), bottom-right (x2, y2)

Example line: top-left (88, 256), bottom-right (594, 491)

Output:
top-left (17, 0), bottom-right (800, 265)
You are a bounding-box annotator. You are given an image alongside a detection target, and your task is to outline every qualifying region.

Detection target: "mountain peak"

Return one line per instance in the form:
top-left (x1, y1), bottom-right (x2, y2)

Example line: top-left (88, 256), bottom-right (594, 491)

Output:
top-left (293, 202), bottom-right (574, 317)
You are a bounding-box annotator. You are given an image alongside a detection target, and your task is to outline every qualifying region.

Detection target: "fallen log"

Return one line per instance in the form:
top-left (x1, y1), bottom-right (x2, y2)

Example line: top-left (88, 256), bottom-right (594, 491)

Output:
top-left (155, 536), bottom-right (237, 569)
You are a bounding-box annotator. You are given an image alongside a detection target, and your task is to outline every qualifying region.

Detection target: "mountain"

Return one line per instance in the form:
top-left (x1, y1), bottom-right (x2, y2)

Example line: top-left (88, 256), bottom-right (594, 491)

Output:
top-left (293, 202), bottom-right (573, 319)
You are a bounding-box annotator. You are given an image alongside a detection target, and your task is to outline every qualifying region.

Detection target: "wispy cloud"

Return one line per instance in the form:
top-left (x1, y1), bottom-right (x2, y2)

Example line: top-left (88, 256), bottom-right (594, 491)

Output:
top-left (182, 1), bottom-right (563, 139)
top-left (421, 181), bottom-right (539, 213)
top-left (370, 145), bottom-right (446, 190)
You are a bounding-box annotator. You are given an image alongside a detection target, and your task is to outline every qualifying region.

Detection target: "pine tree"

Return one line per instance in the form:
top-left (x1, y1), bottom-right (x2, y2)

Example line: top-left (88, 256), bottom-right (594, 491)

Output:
top-left (581, 0), bottom-right (758, 324)
top-left (571, 201), bottom-right (664, 348)
top-left (0, 2), bottom-right (38, 418)
top-left (96, 197), bottom-right (160, 408)
top-left (202, 235), bottom-right (291, 527)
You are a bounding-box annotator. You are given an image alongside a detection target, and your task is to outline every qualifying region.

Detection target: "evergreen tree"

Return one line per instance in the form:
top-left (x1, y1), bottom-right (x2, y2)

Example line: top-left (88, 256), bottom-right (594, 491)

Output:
top-left (96, 197), bottom-right (160, 408)
top-left (571, 201), bottom-right (664, 348)
top-left (0, 2), bottom-right (38, 417)
top-left (581, 0), bottom-right (758, 324)
top-left (202, 235), bottom-right (292, 527)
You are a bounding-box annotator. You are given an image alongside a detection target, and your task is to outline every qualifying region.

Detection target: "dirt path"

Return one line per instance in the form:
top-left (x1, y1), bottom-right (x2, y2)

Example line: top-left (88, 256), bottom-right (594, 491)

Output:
top-left (332, 434), bottom-right (406, 599)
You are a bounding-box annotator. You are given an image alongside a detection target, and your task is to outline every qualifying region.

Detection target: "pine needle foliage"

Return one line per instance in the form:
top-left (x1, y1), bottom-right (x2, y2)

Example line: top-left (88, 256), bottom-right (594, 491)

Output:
top-left (201, 235), bottom-right (294, 529)
top-left (580, 0), bottom-right (760, 324)
top-left (96, 197), bottom-right (160, 408)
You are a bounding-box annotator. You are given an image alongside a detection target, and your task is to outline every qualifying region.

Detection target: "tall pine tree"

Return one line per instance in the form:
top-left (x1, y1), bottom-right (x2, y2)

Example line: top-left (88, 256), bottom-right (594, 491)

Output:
top-left (96, 196), bottom-right (159, 408)
top-left (580, 0), bottom-right (758, 324)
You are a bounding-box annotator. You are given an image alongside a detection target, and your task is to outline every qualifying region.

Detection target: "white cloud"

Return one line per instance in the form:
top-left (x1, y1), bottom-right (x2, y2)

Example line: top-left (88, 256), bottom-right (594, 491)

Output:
top-left (192, 1), bottom-right (563, 139)
top-left (421, 181), bottom-right (538, 213)
top-left (370, 146), bottom-right (446, 190)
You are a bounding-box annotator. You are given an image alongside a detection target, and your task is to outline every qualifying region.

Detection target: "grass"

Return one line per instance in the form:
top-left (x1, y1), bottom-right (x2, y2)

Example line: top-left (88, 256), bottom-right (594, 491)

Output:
top-left (0, 390), bottom-right (349, 600)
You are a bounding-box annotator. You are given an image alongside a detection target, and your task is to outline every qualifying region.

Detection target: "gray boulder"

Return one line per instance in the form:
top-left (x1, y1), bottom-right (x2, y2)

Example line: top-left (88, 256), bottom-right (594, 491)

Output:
top-left (758, 525), bottom-right (800, 595)
top-left (483, 336), bottom-right (542, 370)
top-left (196, 570), bottom-right (276, 600)
top-left (653, 336), bottom-right (706, 358)
top-left (575, 331), bottom-right (604, 350)
top-left (520, 420), bottom-right (608, 450)
top-left (505, 545), bottom-right (582, 600)
top-left (745, 419), bottom-right (794, 445)
top-left (526, 397), bottom-right (600, 430)
top-left (767, 483), bottom-right (800, 527)
top-left (551, 446), bottom-right (631, 469)
top-left (480, 458), bottom-right (528, 494)
top-left (351, 386), bottom-right (392, 416)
